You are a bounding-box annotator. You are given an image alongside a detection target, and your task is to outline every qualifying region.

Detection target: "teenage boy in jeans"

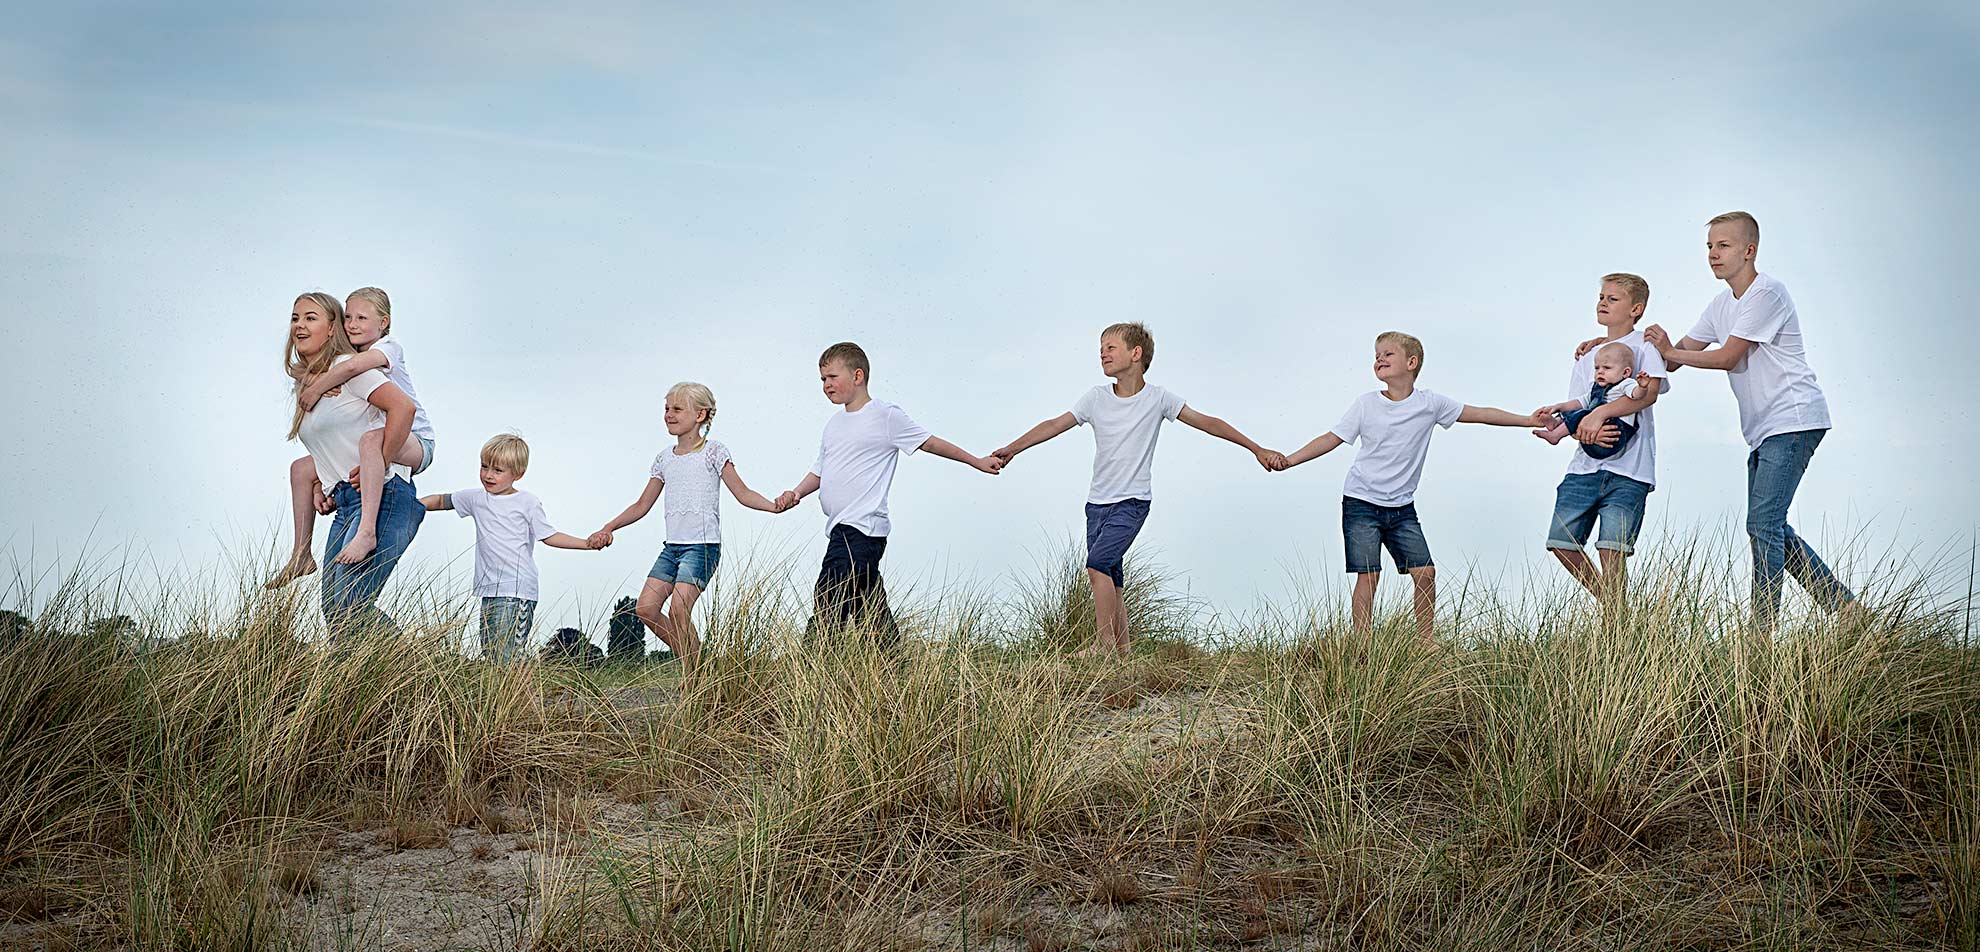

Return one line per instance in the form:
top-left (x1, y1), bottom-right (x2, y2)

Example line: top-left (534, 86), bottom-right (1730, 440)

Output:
top-left (1548, 273), bottom-right (1671, 618)
top-left (1643, 211), bottom-right (1857, 630)
top-left (776, 342), bottom-right (1002, 645)
top-left (990, 322), bottom-right (1282, 657)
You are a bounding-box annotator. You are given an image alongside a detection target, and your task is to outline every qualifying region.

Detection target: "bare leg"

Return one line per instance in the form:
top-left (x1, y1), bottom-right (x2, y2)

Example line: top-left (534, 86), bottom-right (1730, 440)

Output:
top-left (1551, 548), bottom-right (1603, 598)
top-left (1351, 572), bottom-right (1380, 640)
top-left (1409, 565), bottom-right (1437, 646)
top-left (668, 583), bottom-right (705, 672)
top-left (332, 430), bottom-right (422, 565)
top-left (635, 578), bottom-right (678, 656)
top-left (1077, 569), bottom-right (1125, 657)
top-left (267, 456), bottom-right (322, 588)
top-left (1532, 418), bottom-right (1571, 444)
top-left (1596, 549), bottom-right (1627, 622)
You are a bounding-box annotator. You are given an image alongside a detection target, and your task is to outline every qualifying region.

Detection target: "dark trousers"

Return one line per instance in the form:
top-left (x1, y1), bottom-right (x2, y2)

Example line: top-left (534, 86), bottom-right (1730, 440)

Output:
top-left (810, 524), bottom-right (898, 645)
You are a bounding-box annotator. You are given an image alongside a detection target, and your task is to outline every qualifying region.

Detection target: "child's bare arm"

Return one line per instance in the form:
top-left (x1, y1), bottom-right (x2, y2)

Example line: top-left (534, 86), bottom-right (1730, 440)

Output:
top-left (300, 350), bottom-right (389, 409)
top-left (991, 413), bottom-right (1077, 463)
top-left (1176, 406), bottom-right (1282, 470)
top-left (919, 436), bottom-right (1001, 474)
top-left (418, 493), bottom-right (454, 512)
top-left (540, 532), bottom-right (595, 551)
top-left (1458, 405), bottom-right (1550, 428)
top-left (589, 478), bottom-right (663, 547)
top-left (720, 462), bottom-right (780, 513)
top-left (775, 472), bottom-right (822, 512)
top-left (1282, 432), bottom-right (1345, 469)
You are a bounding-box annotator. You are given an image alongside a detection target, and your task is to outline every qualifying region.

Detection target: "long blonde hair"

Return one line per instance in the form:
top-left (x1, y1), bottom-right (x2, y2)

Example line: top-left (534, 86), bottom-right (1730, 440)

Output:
top-left (668, 382), bottom-right (717, 450)
top-left (284, 292), bottom-right (355, 439)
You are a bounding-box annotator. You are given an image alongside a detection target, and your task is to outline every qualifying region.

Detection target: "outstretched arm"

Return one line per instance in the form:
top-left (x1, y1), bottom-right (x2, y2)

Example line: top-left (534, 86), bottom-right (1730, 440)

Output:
top-left (1458, 405), bottom-right (1549, 428)
top-left (588, 478), bottom-right (663, 548)
top-left (1176, 406), bottom-right (1282, 470)
top-left (1647, 323), bottom-right (1748, 372)
top-left (720, 461), bottom-right (781, 512)
top-left (300, 350), bottom-right (389, 410)
top-left (1280, 432), bottom-right (1345, 469)
top-left (417, 493), bottom-right (455, 512)
top-left (991, 412), bottom-right (1078, 464)
top-left (919, 436), bottom-right (1001, 474)
top-left (540, 532), bottom-right (595, 551)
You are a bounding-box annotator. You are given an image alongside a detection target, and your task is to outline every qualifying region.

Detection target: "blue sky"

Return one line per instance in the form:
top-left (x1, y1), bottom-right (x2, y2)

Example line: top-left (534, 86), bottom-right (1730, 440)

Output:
top-left (3, 2), bottom-right (1976, 640)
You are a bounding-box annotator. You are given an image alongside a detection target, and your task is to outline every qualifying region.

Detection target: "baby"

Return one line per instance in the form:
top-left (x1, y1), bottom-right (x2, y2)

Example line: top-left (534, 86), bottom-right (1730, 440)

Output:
top-left (1533, 341), bottom-right (1645, 460)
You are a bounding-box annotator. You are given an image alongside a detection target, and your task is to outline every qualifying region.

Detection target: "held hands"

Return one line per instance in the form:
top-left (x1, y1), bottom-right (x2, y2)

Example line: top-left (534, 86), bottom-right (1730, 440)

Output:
top-left (586, 529), bottom-right (614, 550)
top-left (773, 490), bottom-right (800, 512)
top-left (1254, 448), bottom-right (1289, 472)
top-left (971, 454), bottom-right (1004, 475)
top-left (989, 445), bottom-right (1018, 467)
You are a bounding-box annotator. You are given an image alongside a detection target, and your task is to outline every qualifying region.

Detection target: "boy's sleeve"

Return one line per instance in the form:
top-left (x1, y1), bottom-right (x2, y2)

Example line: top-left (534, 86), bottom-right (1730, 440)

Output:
top-left (889, 405), bottom-right (932, 454)
top-left (453, 488), bottom-right (481, 519)
top-left (1632, 339), bottom-right (1671, 394)
top-left (1330, 398), bottom-right (1363, 444)
top-left (1161, 388), bottom-right (1186, 421)
top-left (1434, 392), bottom-right (1464, 428)
top-left (812, 436), bottom-right (827, 477)
top-left (1685, 307), bottom-right (1721, 346)
top-left (528, 498), bottom-right (557, 542)
top-left (1728, 288), bottom-right (1791, 345)
top-left (1070, 387), bottom-right (1097, 425)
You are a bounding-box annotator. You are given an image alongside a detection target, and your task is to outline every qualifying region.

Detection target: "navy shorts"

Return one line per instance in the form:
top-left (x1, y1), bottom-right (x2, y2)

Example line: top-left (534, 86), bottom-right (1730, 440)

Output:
top-left (1546, 471), bottom-right (1651, 555)
top-left (1085, 498), bottom-right (1151, 588)
top-left (1342, 496), bottom-right (1433, 575)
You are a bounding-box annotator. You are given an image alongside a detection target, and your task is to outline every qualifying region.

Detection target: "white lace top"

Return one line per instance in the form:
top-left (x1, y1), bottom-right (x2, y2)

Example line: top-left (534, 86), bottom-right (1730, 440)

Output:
top-left (647, 440), bottom-right (732, 543)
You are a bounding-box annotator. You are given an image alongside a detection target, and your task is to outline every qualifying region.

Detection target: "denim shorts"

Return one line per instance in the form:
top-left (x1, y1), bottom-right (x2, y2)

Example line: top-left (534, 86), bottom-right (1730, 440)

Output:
top-left (1546, 471), bottom-right (1652, 555)
top-left (1084, 498), bottom-right (1151, 588)
top-left (479, 596), bottom-right (536, 663)
top-left (1342, 496), bottom-right (1433, 575)
top-left (413, 436), bottom-right (436, 475)
top-left (648, 542), bottom-right (721, 589)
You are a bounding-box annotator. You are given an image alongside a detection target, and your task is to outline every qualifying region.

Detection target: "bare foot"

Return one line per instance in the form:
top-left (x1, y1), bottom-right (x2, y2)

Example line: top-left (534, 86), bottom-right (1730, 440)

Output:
top-left (333, 530), bottom-right (377, 565)
top-left (265, 550), bottom-right (317, 588)
top-left (1532, 427), bottom-right (1564, 445)
top-left (1072, 641), bottom-right (1111, 659)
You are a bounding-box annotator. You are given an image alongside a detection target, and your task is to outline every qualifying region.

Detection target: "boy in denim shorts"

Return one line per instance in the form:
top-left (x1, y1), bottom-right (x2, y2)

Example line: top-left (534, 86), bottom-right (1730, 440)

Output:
top-left (419, 434), bottom-right (598, 662)
top-left (1272, 332), bottom-right (1542, 644)
top-left (993, 322), bottom-right (1281, 656)
top-left (1551, 273), bottom-right (1670, 618)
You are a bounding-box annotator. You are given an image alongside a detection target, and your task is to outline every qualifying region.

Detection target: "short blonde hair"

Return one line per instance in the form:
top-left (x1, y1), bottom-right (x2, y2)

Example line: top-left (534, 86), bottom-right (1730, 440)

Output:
top-left (480, 433), bottom-right (530, 475)
top-left (1595, 341), bottom-right (1637, 370)
top-left (1705, 211), bottom-right (1760, 247)
top-left (667, 381), bottom-right (717, 441)
top-left (346, 286), bottom-right (394, 336)
top-left (1375, 330), bottom-right (1425, 374)
top-left (1101, 322), bottom-right (1155, 370)
top-left (1600, 272), bottom-right (1650, 311)
top-left (819, 341), bottom-right (870, 381)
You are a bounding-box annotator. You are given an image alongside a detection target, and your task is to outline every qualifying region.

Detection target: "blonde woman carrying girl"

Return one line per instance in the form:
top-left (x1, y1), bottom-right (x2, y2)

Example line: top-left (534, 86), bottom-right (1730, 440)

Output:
top-left (588, 383), bottom-right (790, 669)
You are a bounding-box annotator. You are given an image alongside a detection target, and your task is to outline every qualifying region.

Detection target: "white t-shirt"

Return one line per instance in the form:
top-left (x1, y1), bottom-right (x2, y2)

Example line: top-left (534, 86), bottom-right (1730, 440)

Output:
top-left (1330, 388), bottom-right (1465, 507)
top-left (1070, 383), bottom-right (1188, 504)
top-left (296, 356), bottom-right (413, 490)
top-left (1564, 330), bottom-right (1671, 487)
top-left (451, 487), bottom-right (556, 600)
top-left (369, 337), bottom-right (435, 441)
top-left (1684, 273), bottom-right (1832, 448)
top-left (647, 440), bottom-right (733, 544)
top-left (811, 399), bottom-right (930, 537)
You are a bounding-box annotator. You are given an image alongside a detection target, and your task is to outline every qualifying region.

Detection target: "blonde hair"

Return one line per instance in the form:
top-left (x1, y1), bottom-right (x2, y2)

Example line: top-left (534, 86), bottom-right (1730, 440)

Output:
top-left (1101, 322), bottom-right (1155, 370)
top-left (1595, 341), bottom-right (1637, 370)
top-left (284, 292), bottom-right (354, 440)
top-left (480, 433), bottom-right (530, 475)
top-left (346, 286), bottom-right (393, 337)
top-left (1375, 330), bottom-right (1425, 374)
top-left (819, 341), bottom-right (870, 381)
top-left (1600, 272), bottom-right (1651, 312)
top-left (1705, 211), bottom-right (1760, 247)
top-left (667, 382), bottom-right (718, 448)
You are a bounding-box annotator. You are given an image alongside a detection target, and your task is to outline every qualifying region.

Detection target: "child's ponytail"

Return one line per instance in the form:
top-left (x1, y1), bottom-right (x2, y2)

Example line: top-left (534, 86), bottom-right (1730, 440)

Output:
top-left (667, 382), bottom-right (718, 449)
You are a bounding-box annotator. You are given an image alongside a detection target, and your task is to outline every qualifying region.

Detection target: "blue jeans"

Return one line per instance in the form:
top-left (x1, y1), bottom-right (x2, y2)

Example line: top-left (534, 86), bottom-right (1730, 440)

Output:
top-left (1546, 471), bottom-right (1652, 555)
top-left (1084, 498), bottom-right (1151, 588)
top-left (1747, 429), bottom-right (1855, 628)
top-left (648, 542), bottom-right (722, 589)
top-left (479, 596), bottom-right (536, 663)
top-left (320, 475), bottom-right (425, 638)
top-left (1342, 496), bottom-right (1433, 575)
